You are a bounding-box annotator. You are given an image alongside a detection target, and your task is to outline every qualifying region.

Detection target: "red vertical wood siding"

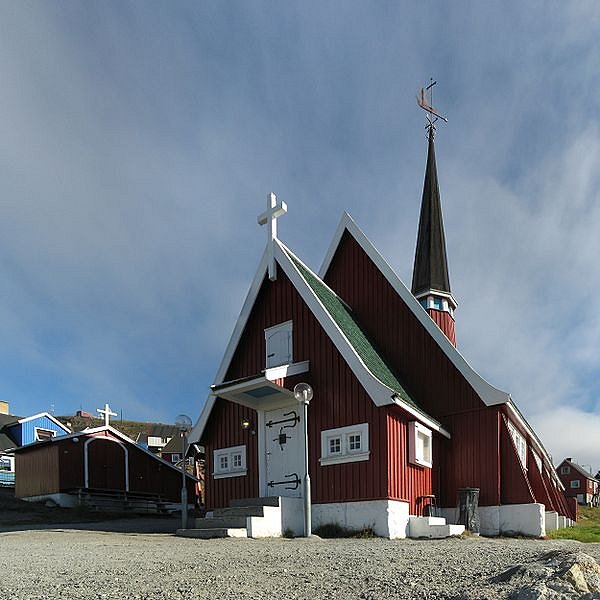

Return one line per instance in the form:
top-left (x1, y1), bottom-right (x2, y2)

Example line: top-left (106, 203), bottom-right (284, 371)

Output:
top-left (500, 417), bottom-right (535, 504)
top-left (427, 309), bottom-right (456, 347)
top-left (438, 407), bottom-right (501, 507)
top-left (202, 399), bottom-right (259, 510)
top-left (201, 270), bottom-right (388, 510)
top-left (386, 407), bottom-right (433, 513)
top-left (323, 231), bottom-right (485, 420)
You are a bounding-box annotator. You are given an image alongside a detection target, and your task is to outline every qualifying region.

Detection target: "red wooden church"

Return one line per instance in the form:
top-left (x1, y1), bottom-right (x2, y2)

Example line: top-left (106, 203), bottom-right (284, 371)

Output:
top-left (188, 128), bottom-right (576, 538)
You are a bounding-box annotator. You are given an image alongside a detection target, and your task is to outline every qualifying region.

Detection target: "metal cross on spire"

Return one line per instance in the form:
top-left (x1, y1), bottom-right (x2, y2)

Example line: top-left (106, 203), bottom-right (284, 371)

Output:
top-left (417, 78), bottom-right (448, 137)
top-left (257, 192), bottom-right (287, 281)
top-left (97, 403), bottom-right (117, 427)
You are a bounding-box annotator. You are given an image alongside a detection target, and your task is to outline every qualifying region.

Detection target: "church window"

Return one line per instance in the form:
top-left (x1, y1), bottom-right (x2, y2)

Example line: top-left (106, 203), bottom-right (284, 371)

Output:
top-left (507, 420), bottom-right (527, 468)
top-left (264, 321), bottom-right (293, 368)
top-left (213, 445), bottom-right (247, 479)
top-left (320, 423), bottom-right (369, 466)
top-left (561, 466), bottom-right (570, 475)
top-left (408, 421), bottom-right (432, 468)
top-left (571, 480), bottom-right (580, 489)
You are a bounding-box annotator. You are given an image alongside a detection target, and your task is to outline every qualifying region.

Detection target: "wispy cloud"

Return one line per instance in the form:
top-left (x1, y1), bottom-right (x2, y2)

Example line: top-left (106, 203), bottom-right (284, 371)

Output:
top-left (0, 2), bottom-right (598, 471)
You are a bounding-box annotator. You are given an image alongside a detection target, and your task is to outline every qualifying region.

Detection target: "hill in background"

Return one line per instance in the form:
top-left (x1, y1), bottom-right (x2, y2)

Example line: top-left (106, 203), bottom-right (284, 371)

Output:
top-left (55, 414), bottom-right (172, 442)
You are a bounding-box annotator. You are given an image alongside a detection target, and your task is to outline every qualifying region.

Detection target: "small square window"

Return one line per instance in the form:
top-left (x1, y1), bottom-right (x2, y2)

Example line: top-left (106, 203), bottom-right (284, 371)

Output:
top-left (348, 434), bottom-right (361, 452)
top-left (320, 424), bottom-right (369, 466)
top-left (213, 445), bottom-right (246, 479)
top-left (329, 437), bottom-right (341, 455)
top-left (561, 466), bottom-right (570, 475)
top-left (171, 453), bottom-right (181, 463)
top-left (571, 480), bottom-right (580, 489)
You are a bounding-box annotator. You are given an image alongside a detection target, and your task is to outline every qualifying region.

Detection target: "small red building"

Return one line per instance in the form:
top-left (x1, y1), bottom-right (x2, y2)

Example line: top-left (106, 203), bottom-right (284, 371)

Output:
top-left (189, 129), bottom-right (574, 538)
top-left (15, 425), bottom-right (197, 511)
top-left (557, 458), bottom-right (599, 507)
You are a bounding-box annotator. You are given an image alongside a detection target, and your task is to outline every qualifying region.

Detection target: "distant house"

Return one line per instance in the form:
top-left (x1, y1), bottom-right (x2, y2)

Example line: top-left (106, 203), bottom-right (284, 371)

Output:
top-left (14, 425), bottom-right (197, 511)
top-left (136, 424), bottom-right (180, 454)
top-left (160, 435), bottom-right (183, 464)
top-left (0, 411), bottom-right (71, 487)
top-left (557, 458), bottom-right (599, 507)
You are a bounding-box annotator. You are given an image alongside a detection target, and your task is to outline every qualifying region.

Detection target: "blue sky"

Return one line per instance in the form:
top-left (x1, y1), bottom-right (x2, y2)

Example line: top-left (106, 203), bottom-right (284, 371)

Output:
top-left (1, 3), bottom-right (599, 469)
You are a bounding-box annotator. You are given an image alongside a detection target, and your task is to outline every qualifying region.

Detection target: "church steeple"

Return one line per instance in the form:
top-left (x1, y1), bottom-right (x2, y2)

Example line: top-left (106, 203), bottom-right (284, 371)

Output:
top-left (411, 126), bottom-right (457, 346)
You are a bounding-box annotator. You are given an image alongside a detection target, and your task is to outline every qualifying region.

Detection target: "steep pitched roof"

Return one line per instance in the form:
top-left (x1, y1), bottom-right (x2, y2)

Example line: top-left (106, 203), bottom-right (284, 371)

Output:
top-left (320, 213), bottom-right (510, 406)
top-left (560, 459), bottom-right (598, 482)
top-left (411, 130), bottom-right (452, 299)
top-left (190, 240), bottom-right (449, 444)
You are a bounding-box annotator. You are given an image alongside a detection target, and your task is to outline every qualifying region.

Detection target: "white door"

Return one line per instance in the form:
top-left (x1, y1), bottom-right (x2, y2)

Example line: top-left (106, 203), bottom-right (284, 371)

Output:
top-left (264, 406), bottom-right (303, 498)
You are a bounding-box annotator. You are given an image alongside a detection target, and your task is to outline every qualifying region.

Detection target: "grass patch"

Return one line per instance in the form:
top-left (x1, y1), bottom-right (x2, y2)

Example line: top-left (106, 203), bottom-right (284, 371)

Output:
top-left (313, 523), bottom-right (376, 538)
top-left (547, 506), bottom-right (600, 543)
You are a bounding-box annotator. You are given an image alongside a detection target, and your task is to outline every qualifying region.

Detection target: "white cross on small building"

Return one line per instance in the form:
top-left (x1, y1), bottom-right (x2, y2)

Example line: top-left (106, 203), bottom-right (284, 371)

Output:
top-left (97, 403), bottom-right (117, 427)
top-left (258, 192), bottom-right (287, 281)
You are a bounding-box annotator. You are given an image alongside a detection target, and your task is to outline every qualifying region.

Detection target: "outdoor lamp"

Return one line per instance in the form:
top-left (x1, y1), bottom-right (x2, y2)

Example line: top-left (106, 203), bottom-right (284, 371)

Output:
top-left (175, 414), bottom-right (193, 529)
top-left (293, 382), bottom-right (313, 537)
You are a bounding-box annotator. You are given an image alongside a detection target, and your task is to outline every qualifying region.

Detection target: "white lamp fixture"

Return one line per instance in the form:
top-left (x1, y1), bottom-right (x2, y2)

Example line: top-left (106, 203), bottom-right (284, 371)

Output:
top-left (293, 382), bottom-right (313, 537)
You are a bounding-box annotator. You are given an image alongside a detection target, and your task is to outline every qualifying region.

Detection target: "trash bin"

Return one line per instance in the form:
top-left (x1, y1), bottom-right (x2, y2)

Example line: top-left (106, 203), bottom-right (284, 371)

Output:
top-left (457, 487), bottom-right (480, 534)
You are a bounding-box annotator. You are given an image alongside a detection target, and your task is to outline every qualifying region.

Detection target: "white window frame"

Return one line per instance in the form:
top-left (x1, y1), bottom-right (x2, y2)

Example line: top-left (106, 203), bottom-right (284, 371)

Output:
top-left (561, 465), bottom-right (570, 475)
top-left (507, 420), bottom-right (527, 468)
top-left (264, 320), bottom-right (293, 368)
top-left (170, 453), bottom-right (181, 463)
top-left (213, 445), bottom-right (247, 479)
top-left (408, 421), bottom-right (433, 468)
top-left (320, 423), bottom-right (369, 466)
top-left (34, 427), bottom-right (57, 441)
top-left (571, 480), bottom-right (580, 489)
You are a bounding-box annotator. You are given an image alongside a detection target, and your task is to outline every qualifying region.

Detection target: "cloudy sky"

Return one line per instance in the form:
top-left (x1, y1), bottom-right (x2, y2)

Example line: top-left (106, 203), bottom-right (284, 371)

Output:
top-left (1, 3), bottom-right (599, 470)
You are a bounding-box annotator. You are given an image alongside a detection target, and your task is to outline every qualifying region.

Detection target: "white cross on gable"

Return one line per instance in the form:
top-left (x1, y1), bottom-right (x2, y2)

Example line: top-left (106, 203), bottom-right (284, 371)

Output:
top-left (97, 403), bottom-right (117, 427)
top-left (257, 192), bottom-right (287, 281)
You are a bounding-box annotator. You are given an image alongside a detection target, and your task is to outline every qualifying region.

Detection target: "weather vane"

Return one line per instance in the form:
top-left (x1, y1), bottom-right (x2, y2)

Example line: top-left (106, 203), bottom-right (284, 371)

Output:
top-left (417, 78), bottom-right (448, 137)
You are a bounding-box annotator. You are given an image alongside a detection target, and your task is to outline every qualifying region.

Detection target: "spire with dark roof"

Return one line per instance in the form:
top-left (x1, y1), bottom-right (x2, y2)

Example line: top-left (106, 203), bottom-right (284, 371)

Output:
top-left (412, 129), bottom-right (451, 297)
top-left (411, 128), bottom-right (457, 346)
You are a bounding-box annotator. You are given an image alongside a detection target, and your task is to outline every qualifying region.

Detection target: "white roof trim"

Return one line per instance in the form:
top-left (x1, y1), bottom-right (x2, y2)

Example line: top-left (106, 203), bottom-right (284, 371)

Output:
top-left (319, 212), bottom-right (509, 406)
top-left (190, 247), bottom-right (271, 444)
top-left (190, 238), bottom-right (443, 443)
top-left (17, 412), bottom-right (72, 433)
top-left (275, 240), bottom-right (400, 408)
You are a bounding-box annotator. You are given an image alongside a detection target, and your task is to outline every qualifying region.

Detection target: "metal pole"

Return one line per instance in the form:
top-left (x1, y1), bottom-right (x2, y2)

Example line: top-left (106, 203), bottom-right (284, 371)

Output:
top-left (301, 393), bottom-right (311, 537)
top-left (181, 431), bottom-right (188, 530)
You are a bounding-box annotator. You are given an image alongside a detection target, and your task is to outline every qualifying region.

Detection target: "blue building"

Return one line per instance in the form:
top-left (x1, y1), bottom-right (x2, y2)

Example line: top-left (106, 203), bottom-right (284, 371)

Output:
top-left (0, 410), bottom-right (71, 486)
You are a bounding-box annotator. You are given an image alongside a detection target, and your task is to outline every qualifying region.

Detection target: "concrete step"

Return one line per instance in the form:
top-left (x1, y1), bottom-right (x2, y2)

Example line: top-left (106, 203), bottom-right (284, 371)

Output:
top-left (176, 527), bottom-right (248, 539)
top-left (229, 496), bottom-right (280, 508)
top-left (192, 516), bottom-right (248, 529)
top-left (213, 506), bottom-right (266, 518)
top-left (429, 524), bottom-right (465, 538)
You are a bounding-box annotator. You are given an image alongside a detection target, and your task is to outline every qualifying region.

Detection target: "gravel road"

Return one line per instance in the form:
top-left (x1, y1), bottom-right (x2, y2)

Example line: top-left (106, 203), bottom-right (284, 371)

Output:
top-left (2, 527), bottom-right (600, 599)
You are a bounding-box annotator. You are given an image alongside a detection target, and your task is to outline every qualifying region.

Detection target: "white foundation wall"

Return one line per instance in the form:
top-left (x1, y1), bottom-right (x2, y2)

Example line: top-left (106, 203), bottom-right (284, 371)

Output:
top-left (442, 503), bottom-right (546, 537)
top-left (312, 499), bottom-right (410, 538)
top-left (280, 497), bottom-right (304, 536)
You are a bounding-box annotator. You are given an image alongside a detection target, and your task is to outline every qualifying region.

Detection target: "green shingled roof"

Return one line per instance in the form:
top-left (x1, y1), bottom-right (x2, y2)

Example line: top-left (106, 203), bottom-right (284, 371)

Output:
top-left (285, 248), bottom-right (428, 416)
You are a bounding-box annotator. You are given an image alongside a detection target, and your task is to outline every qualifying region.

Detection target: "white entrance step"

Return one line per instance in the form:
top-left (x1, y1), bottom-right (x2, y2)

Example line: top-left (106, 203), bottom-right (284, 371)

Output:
top-left (175, 496), bottom-right (284, 539)
top-left (408, 516), bottom-right (465, 539)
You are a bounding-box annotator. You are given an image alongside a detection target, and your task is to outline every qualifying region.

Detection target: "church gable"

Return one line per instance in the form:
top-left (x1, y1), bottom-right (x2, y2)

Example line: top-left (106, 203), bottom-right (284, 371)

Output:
top-left (322, 227), bottom-right (484, 419)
